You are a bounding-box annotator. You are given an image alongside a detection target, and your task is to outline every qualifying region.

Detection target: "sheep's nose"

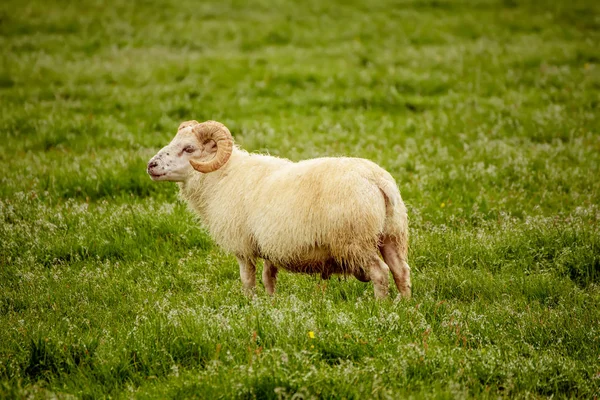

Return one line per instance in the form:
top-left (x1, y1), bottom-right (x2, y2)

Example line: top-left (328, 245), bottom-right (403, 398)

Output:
top-left (147, 160), bottom-right (158, 170)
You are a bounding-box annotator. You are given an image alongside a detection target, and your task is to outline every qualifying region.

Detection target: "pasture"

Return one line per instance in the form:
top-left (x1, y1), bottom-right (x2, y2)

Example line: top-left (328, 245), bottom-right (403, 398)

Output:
top-left (1, 0), bottom-right (599, 398)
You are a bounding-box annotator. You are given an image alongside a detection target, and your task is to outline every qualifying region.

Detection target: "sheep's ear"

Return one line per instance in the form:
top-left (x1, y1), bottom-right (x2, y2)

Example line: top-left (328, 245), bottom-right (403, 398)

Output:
top-left (178, 120), bottom-right (200, 131)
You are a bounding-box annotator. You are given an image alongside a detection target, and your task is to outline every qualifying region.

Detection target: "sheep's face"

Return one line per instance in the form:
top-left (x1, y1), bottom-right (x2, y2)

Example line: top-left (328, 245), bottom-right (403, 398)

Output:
top-left (147, 124), bottom-right (217, 182)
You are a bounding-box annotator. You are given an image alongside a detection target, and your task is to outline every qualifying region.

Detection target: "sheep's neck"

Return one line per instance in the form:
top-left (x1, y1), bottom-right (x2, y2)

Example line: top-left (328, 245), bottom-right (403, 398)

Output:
top-left (177, 148), bottom-right (248, 211)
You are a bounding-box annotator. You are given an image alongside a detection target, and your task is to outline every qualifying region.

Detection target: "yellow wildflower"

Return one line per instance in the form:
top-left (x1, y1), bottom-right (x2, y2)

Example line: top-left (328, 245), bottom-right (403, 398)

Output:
top-left (308, 331), bottom-right (315, 339)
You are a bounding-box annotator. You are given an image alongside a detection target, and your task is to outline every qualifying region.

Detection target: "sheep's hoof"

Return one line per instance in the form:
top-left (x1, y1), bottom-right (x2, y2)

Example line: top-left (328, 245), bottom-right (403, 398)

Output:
top-left (395, 290), bottom-right (411, 301)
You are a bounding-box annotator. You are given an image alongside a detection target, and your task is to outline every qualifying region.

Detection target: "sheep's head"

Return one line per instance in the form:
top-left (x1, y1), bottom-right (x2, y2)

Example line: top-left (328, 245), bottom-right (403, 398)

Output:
top-left (147, 120), bottom-right (234, 182)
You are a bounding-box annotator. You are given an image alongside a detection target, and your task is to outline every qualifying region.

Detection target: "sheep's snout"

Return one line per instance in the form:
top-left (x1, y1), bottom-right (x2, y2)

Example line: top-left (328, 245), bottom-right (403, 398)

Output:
top-left (147, 148), bottom-right (195, 182)
top-left (147, 157), bottom-right (165, 180)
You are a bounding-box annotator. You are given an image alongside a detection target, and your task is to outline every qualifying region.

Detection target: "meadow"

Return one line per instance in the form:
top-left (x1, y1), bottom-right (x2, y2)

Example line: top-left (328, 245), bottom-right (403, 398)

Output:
top-left (1, 0), bottom-right (599, 398)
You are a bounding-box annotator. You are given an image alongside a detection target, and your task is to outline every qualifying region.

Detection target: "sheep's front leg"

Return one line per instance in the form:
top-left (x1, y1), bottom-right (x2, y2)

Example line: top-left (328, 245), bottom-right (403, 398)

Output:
top-left (262, 260), bottom-right (278, 295)
top-left (236, 256), bottom-right (256, 296)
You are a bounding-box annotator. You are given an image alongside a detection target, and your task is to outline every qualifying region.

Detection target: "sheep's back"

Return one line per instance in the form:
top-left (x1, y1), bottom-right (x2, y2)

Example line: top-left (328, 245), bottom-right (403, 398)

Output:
top-left (248, 157), bottom-right (390, 265)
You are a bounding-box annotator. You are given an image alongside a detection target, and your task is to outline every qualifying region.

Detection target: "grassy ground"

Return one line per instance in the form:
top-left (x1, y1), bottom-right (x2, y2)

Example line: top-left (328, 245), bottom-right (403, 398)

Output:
top-left (1, 0), bottom-right (599, 398)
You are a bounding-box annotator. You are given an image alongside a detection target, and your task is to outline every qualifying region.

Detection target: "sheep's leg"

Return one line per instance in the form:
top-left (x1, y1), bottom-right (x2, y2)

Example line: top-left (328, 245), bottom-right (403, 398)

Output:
top-left (353, 267), bottom-right (371, 282)
top-left (262, 260), bottom-right (278, 295)
top-left (236, 256), bottom-right (256, 295)
top-left (368, 256), bottom-right (390, 299)
top-left (379, 238), bottom-right (411, 299)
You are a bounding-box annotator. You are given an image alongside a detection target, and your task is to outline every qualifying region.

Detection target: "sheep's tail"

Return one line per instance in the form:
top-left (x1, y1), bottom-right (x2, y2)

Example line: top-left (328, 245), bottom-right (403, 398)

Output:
top-left (376, 177), bottom-right (401, 213)
top-left (375, 175), bottom-right (409, 258)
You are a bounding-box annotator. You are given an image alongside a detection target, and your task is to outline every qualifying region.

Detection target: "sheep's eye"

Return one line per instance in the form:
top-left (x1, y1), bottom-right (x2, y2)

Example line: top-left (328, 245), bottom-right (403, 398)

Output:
top-left (184, 146), bottom-right (195, 153)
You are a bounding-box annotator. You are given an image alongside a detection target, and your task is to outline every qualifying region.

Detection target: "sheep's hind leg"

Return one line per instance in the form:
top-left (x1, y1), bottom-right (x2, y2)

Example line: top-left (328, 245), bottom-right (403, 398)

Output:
top-left (368, 256), bottom-right (390, 299)
top-left (379, 237), bottom-right (411, 299)
top-left (236, 256), bottom-right (256, 296)
top-left (353, 267), bottom-right (371, 282)
top-left (262, 260), bottom-right (278, 295)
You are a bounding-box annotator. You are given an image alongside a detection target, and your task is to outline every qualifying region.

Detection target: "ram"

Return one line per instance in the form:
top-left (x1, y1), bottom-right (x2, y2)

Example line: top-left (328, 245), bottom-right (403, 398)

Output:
top-left (147, 120), bottom-right (411, 299)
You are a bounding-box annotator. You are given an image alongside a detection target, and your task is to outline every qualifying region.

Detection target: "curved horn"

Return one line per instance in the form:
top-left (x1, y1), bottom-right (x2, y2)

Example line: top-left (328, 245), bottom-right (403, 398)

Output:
top-left (178, 120), bottom-right (200, 131)
top-left (189, 121), bottom-right (234, 173)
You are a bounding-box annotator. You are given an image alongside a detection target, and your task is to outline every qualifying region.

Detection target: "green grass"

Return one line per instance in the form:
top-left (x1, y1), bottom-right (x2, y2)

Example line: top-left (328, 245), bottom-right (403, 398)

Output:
top-left (1, 0), bottom-right (599, 398)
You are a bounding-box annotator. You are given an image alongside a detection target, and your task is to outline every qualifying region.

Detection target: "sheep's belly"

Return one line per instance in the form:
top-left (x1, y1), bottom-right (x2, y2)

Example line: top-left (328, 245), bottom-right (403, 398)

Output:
top-left (265, 245), bottom-right (343, 274)
top-left (274, 258), bottom-right (344, 275)
top-left (271, 259), bottom-right (370, 282)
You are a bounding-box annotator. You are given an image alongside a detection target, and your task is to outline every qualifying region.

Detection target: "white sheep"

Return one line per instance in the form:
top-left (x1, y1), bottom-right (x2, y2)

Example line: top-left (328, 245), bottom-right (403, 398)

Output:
top-left (147, 120), bottom-right (411, 299)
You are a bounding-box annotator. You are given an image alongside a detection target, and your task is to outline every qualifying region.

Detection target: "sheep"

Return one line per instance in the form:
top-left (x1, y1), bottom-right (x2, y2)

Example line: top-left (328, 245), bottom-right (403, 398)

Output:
top-left (147, 120), bottom-right (411, 299)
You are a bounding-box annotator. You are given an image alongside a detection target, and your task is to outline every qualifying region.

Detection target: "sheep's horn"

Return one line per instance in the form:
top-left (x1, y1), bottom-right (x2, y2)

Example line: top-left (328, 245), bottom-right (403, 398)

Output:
top-left (178, 120), bottom-right (200, 131)
top-left (189, 121), bottom-right (233, 173)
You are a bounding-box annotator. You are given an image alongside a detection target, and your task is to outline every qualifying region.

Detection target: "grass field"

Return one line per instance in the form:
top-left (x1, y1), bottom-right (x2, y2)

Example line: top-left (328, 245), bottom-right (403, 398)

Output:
top-left (1, 0), bottom-right (600, 398)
